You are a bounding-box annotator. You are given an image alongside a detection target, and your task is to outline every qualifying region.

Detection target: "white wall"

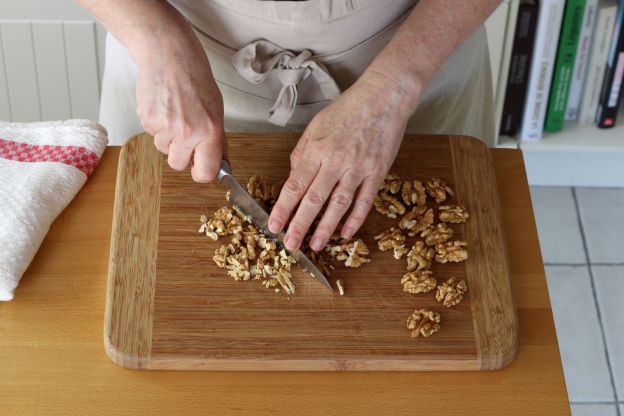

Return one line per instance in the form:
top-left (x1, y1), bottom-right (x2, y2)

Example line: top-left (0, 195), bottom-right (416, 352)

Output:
top-left (0, 0), bottom-right (105, 122)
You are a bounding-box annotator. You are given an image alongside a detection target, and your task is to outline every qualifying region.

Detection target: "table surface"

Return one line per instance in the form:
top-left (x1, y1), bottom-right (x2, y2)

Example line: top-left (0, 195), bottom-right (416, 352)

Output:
top-left (0, 144), bottom-right (571, 416)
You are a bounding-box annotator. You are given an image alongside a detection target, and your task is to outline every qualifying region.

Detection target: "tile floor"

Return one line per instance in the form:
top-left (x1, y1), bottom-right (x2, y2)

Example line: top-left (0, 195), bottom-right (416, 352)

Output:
top-left (530, 187), bottom-right (624, 416)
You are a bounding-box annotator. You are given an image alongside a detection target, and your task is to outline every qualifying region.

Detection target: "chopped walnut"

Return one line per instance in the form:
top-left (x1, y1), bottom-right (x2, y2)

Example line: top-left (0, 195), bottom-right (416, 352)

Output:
top-left (420, 223), bottom-right (454, 246)
top-left (335, 279), bottom-right (345, 296)
top-left (401, 270), bottom-right (437, 294)
top-left (373, 192), bottom-right (406, 219)
top-left (393, 245), bottom-right (409, 260)
top-left (425, 178), bottom-right (454, 203)
top-left (247, 175), bottom-right (271, 205)
top-left (199, 207), bottom-right (242, 240)
top-left (401, 179), bottom-right (427, 207)
top-left (374, 227), bottom-right (406, 251)
top-left (381, 173), bottom-right (402, 194)
top-left (326, 238), bottom-right (371, 268)
top-left (407, 309), bottom-right (441, 338)
top-left (406, 241), bottom-right (435, 272)
top-left (436, 277), bottom-right (468, 307)
top-left (399, 206), bottom-right (434, 237)
top-left (438, 204), bottom-right (470, 224)
top-left (435, 240), bottom-right (468, 263)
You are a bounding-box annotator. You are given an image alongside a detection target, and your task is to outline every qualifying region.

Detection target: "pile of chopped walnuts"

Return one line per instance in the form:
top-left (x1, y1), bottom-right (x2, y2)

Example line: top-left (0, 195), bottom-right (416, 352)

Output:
top-left (197, 172), bottom-right (470, 340)
top-left (199, 175), bottom-right (370, 296)
top-left (373, 174), bottom-right (469, 339)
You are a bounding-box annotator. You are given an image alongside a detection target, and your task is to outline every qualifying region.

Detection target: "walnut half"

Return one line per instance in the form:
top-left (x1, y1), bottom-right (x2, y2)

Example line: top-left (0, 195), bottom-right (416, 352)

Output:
top-left (399, 206), bottom-right (434, 237)
top-left (374, 227), bottom-right (406, 252)
top-left (373, 191), bottom-right (406, 219)
top-left (439, 204), bottom-right (470, 224)
top-left (425, 178), bottom-right (454, 203)
top-left (407, 309), bottom-right (441, 338)
top-left (435, 240), bottom-right (468, 263)
top-left (401, 270), bottom-right (437, 294)
top-left (406, 241), bottom-right (435, 272)
top-left (401, 179), bottom-right (426, 207)
top-left (420, 223), bottom-right (454, 246)
top-left (436, 277), bottom-right (468, 307)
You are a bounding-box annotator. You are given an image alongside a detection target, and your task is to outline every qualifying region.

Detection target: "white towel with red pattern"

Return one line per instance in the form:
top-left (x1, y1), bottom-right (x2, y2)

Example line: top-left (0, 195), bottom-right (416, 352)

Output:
top-left (0, 120), bottom-right (108, 301)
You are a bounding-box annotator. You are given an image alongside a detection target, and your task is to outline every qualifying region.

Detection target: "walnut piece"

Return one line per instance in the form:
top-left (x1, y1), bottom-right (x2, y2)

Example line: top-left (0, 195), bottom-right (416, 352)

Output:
top-left (199, 207), bottom-right (242, 240)
top-left (407, 309), bottom-right (441, 338)
top-left (373, 191), bottom-right (406, 219)
top-left (399, 206), bottom-right (434, 237)
top-left (374, 227), bottom-right (406, 252)
top-left (439, 204), bottom-right (470, 224)
top-left (327, 239), bottom-right (371, 268)
top-left (393, 245), bottom-right (409, 260)
top-left (436, 277), bottom-right (468, 307)
top-left (406, 241), bottom-right (435, 272)
top-left (420, 223), bottom-right (454, 246)
top-left (381, 173), bottom-right (402, 194)
top-left (425, 178), bottom-right (454, 203)
top-left (247, 175), bottom-right (271, 205)
top-left (435, 240), bottom-right (468, 263)
top-left (401, 179), bottom-right (427, 207)
top-left (335, 279), bottom-right (345, 296)
top-left (401, 270), bottom-right (437, 294)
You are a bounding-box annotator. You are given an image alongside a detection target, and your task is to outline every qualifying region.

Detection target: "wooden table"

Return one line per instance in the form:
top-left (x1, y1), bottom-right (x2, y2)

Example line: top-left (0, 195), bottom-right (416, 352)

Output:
top-left (0, 144), bottom-right (571, 415)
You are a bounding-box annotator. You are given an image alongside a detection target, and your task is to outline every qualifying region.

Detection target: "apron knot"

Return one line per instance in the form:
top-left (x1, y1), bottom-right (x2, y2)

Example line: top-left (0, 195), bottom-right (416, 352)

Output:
top-left (232, 40), bottom-right (340, 126)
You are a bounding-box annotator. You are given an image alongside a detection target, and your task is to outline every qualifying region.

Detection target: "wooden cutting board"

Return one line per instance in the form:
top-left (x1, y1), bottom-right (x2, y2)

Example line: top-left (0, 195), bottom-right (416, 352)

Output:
top-left (105, 132), bottom-right (517, 371)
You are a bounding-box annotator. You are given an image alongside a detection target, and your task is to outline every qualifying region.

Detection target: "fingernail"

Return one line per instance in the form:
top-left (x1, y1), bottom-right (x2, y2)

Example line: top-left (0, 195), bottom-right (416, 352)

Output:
top-left (268, 218), bottom-right (280, 233)
top-left (342, 227), bottom-right (354, 240)
top-left (284, 234), bottom-right (298, 251)
top-left (310, 236), bottom-right (324, 251)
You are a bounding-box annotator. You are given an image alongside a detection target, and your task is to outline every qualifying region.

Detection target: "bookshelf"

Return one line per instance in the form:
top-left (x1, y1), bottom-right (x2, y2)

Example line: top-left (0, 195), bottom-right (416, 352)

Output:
top-left (486, 0), bottom-right (624, 187)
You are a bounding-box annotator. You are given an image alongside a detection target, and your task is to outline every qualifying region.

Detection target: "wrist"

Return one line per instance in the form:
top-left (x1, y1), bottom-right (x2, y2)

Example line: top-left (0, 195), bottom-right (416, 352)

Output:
top-left (358, 68), bottom-right (423, 120)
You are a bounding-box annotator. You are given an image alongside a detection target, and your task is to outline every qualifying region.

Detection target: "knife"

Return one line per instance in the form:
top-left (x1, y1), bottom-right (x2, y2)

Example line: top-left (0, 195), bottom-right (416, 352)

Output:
top-left (217, 160), bottom-right (333, 292)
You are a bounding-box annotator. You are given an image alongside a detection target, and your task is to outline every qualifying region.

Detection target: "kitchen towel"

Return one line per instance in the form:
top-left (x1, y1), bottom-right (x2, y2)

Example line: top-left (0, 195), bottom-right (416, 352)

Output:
top-left (0, 120), bottom-right (108, 301)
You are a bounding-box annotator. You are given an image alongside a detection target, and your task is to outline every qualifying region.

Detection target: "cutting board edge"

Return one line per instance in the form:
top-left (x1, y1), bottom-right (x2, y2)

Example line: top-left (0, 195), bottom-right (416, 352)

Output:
top-left (104, 132), bottom-right (161, 368)
top-left (449, 135), bottom-right (519, 371)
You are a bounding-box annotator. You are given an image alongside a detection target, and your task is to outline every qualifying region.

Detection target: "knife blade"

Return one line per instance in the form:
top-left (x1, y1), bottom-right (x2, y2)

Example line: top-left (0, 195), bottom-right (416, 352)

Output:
top-left (217, 160), bottom-right (333, 292)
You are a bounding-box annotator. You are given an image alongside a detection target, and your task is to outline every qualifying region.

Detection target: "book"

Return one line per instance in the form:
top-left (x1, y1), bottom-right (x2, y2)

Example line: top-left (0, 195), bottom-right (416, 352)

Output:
top-left (566, 0), bottom-right (599, 120)
top-left (596, 0), bottom-right (624, 127)
top-left (579, 0), bottom-right (618, 124)
top-left (500, 0), bottom-right (539, 136)
top-left (544, 0), bottom-right (587, 132)
top-left (520, 0), bottom-right (566, 141)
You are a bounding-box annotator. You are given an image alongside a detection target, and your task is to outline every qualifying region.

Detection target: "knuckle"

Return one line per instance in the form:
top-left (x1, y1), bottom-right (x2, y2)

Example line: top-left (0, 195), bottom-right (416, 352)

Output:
top-left (330, 192), bottom-right (352, 209)
top-left (356, 195), bottom-right (374, 209)
top-left (304, 188), bottom-right (325, 207)
top-left (284, 177), bottom-right (307, 197)
top-left (328, 148), bottom-right (348, 166)
top-left (193, 167), bottom-right (217, 183)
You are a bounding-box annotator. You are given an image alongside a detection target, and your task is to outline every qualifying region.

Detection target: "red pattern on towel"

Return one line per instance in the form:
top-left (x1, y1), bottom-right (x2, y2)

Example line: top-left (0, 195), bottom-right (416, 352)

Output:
top-left (0, 138), bottom-right (99, 177)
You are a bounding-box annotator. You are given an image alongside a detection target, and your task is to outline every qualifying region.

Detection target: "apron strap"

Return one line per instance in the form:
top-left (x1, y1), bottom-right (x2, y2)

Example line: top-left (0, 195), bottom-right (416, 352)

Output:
top-left (231, 40), bottom-right (341, 126)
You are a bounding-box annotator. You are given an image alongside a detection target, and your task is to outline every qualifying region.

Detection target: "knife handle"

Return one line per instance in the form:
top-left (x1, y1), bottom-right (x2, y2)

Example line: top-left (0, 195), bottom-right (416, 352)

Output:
top-left (217, 159), bottom-right (232, 181)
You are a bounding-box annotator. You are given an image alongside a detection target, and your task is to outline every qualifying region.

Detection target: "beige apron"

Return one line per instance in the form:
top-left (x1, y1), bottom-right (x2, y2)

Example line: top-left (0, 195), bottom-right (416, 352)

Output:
top-left (99, 0), bottom-right (495, 146)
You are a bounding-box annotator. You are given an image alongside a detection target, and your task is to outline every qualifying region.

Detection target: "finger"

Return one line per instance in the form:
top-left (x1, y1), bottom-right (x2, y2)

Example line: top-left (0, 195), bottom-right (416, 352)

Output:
top-left (290, 133), bottom-right (310, 171)
top-left (283, 164), bottom-right (344, 251)
top-left (153, 132), bottom-right (172, 155)
top-left (191, 133), bottom-right (224, 183)
top-left (167, 138), bottom-right (195, 171)
top-left (341, 175), bottom-right (382, 239)
top-left (309, 173), bottom-right (359, 251)
top-left (268, 158), bottom-right (320, 235)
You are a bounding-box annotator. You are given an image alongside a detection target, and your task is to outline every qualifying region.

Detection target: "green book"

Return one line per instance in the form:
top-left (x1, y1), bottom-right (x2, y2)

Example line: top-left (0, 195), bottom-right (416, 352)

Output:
top-left (544, 0), bottom-right (587, 132)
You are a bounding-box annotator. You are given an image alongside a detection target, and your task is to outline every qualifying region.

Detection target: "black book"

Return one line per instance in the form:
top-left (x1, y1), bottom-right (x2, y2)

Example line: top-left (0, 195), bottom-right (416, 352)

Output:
top-left (596, 0), bottom-right (624, 128)
top-left (500, 0), bottom-right (540, 136)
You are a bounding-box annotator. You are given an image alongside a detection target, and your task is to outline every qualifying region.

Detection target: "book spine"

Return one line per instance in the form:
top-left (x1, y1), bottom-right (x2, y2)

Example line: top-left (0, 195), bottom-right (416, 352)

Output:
top-left (566, 0), bottom-right (599, 120)
top-left (500, 1), bottom-right (539, 136)
top-left (520, 0), bottom-right (566, 141)
top-left (596, 1), bottom-right (624, 127)
top-left (579, 1), bottom-right (618, 124)
top-left (544, 0), bottom-right (587, 132)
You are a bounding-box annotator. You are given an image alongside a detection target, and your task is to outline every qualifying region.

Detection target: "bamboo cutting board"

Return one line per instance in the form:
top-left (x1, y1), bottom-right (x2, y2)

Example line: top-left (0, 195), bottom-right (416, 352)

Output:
top-left (105, 133), bottom-right (517, 371)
